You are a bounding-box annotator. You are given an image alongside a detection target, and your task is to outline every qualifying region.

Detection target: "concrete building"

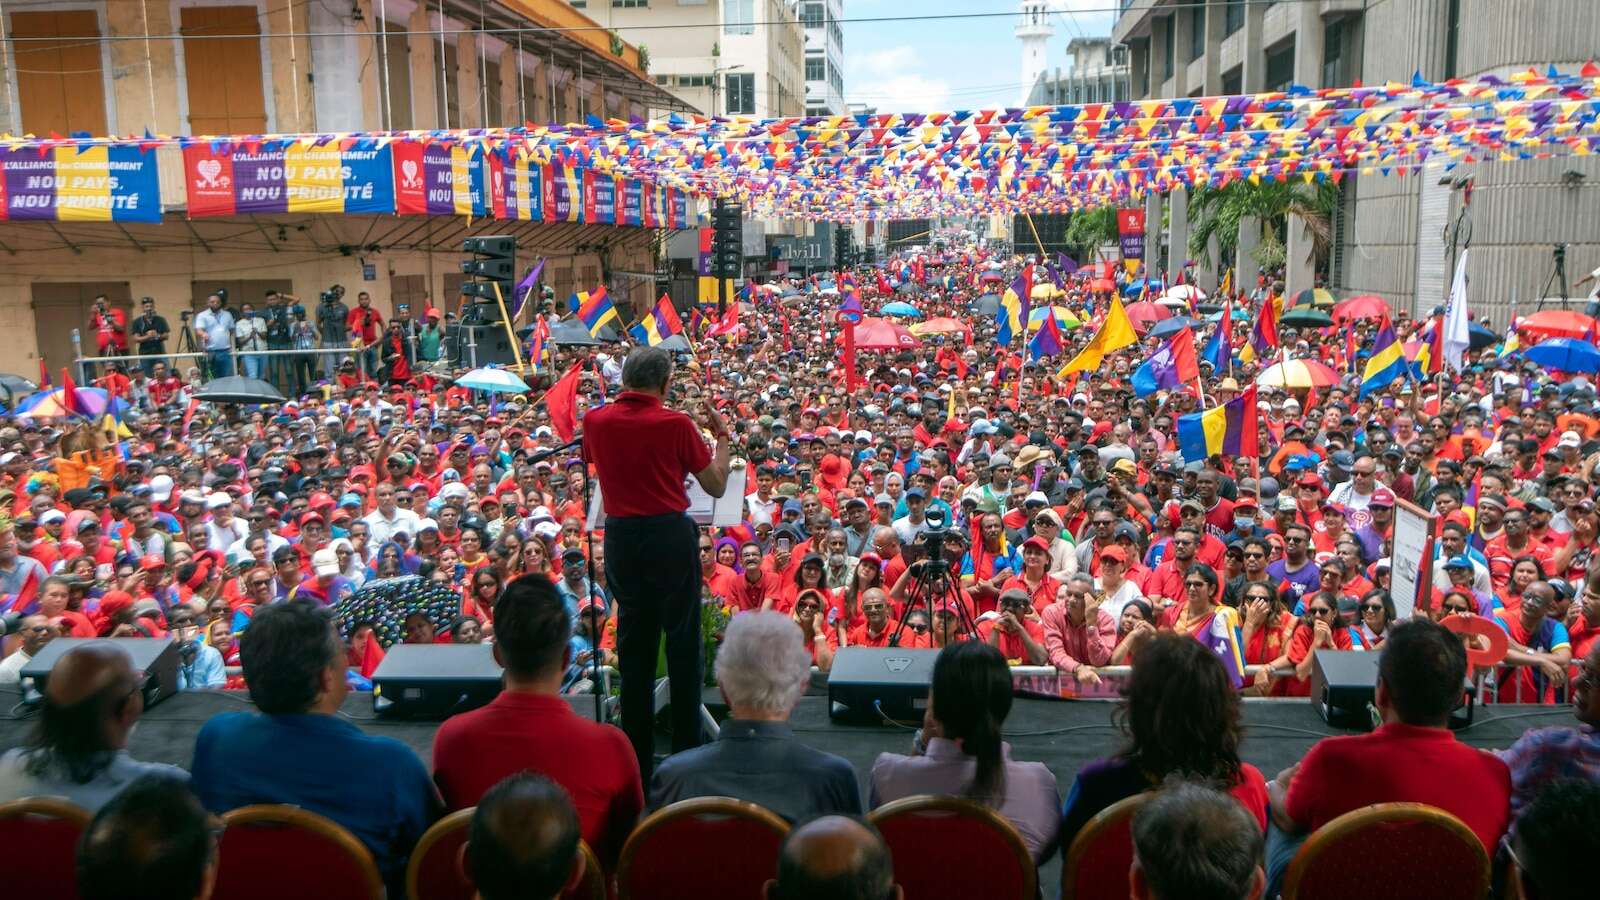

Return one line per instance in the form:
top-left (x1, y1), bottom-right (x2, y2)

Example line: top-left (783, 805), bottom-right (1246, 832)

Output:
top-left (801, 0), bottom-right (846, 117)
top-left (1015, 1), bottom-right (1056, 105)
top-left (0, 1), bottom-right (684, 374)
top-left (1112, 0), bottom-right (1600, 325)
top-left (582, 0), bottom-right (806, 118)
top-left (1027, 37), bottom-right (1132, 106)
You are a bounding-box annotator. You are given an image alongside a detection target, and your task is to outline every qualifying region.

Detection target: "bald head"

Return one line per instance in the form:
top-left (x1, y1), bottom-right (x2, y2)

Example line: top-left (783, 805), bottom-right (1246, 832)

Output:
top-left (34, 643), bottom-right (144, 778)
top-left (766, 816), bottom-right (898, 900)
top-left (467, 773), bottom-right (581, 900)
top-left (46, 642), bottom-right (137, 708)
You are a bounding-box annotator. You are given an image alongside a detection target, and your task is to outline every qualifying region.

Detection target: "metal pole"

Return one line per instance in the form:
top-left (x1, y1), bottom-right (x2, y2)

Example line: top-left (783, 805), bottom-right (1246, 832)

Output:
top-left (467, 322), bottom-right (479, 368)
top-left (71, 328), bottom-right (85, 383)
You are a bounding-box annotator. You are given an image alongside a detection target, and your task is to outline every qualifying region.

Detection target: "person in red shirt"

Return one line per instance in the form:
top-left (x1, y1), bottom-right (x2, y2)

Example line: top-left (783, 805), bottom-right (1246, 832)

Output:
top-left (999, 536), bottom-right (1061, 615)
top-left (1265, 618), bottom-right (1511, 896)
top-left (345, 292), bottom-right (384, 371)
top-left (979, 588), bottom-right (1049, 665)
top-left (847, 589), bottom-right (903, 648)
top-left (727, 541), bottom-right (784, 612)
top-left (432, 574), bottom-right (643, 871)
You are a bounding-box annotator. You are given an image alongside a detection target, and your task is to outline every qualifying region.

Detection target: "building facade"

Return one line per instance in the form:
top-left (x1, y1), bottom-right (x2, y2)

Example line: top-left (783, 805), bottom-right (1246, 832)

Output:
top-left (801, 0), bottom-right (846, 117)
top-left (1026, 37), bottom-right (1132, 106)
top-left (1112, 0), bottom-right (1600, 326)
top-left (1015, 1), bottom-right (1056, 105)
top-left (0, 1), bottom-right (685, 374)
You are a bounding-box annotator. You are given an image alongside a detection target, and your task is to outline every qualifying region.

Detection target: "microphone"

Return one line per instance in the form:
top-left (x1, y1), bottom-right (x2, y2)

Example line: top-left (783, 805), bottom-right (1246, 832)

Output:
top-left (523, 438), bottom-right (582, 465)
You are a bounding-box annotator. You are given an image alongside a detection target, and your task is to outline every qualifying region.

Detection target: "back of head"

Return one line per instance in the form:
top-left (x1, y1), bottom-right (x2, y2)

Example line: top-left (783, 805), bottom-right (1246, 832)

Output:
top-left (1514, 778), bottom-right (1600, 900)
top-left (714, 611), bottom-right (811, 716)
top-left (30, 642), bottom-right (139, 784)
top-left (78, 774), bottom-right (214, 900)
top-left (1118, 632), bottom-right (1242, 783)
top-left (492, 574), bottom-right (572, 680)
top-left (469, 773), bottom-right (580, 900)
top-left (768, 815), bottom-right (896, 900)
top-left (929, 641), bottom-right (1012, 805)
top-left (1131, 780), bottom-right (1262, 900)
top-left (620, 347), bottom-right (673, 393)
top-left (1378, 617), bottom-right (1467, 726)
top-left (239, 598), bottom-right (341, 714)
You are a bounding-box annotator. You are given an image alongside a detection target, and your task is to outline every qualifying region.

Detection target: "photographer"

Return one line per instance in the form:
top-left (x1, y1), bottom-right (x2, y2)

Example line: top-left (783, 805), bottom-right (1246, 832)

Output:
top-left (263, 289), bottom-right (304, 390)
top-left (129, 297), bottom-right (170, 376)
top-left (233, 301), bottom-right (267, 380)
top-left (315, 287), bottom-right (350, 379)
top-left (169, 606), bottom-right (225, 690)
top-left (290, 308), bottom-right (318, 395)
top-left (86, 295), bottom-right (127, 380)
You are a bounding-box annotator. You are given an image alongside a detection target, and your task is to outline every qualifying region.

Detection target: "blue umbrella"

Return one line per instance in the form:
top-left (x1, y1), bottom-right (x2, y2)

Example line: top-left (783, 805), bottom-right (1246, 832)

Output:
top-left (1523, 338), bottom-right (1600, 373)
top-left (1148, 316), bottom-right (1201, 339)
top-left (1122, 278), bottom-right (1165, 297)
top-left (971, 294), bottom-right (1001, 315)
top-left (1205, 307), bottom-right (1250, 322)
top-left (880, 301), bottom-right (922, 319)
top-left (1467, 321), bottom-right (1499, 352)
top-left (456, 366), bottom-right (531, 394)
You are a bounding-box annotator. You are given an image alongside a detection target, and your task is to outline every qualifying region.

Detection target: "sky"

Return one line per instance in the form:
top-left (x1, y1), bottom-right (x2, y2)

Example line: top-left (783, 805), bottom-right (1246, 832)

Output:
top-left (843, 0), bottom-right (1117, 113)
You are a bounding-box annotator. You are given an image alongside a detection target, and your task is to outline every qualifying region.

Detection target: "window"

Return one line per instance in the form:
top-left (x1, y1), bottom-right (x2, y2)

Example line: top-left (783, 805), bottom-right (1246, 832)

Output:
top-left (805, 57), bottom-right (825, 82)
top-left (482, 59), bottom-right (501, 126)
top-left (436, 42), bottom-right (460, 129)
top-left (678, 74), bottom-right (713, 87)
top-left (1321, 20), bottom-right (1345, 89)
top-left (613, 0), bottom-right (649, 7)
top-left (570, 1), bottom-right (587, 7)
top-left (1189, 8), bottom-right (1206, 62)
top-left (1161, 17), bottom-right (1174, 81)
top-left (1444, 0), bottom-right (1461, 79)
top-left (1264, 40), bottom-right (1295, 93)
top-left (1221, 66), bottom-right (1243, 96)
top-left (9, 10), bottom-right (108, 136)
top-left (724, 0), bottom-right (755, 35)
top-left (801, 2), bottom-right (824, 28)
top-left (377, 20), bottom-right (412, 130)
top-left (725, 72), bottom-right (755, 114)
top-left (1224, 0), bottom-right (1245, 37)
top-left (180, 6), bottom-right (268, 134)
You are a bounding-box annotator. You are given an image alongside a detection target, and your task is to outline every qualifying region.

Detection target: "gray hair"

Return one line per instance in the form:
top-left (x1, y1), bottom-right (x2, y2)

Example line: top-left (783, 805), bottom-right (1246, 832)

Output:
top-left (714, 611), bottom-right (812, 715)
top-left (1069, 573), bottom-right (1096, 593)
top-left (620, 347), bottom-right (673, 392)
top-left (1132, 779), bottom-right (1262, 900)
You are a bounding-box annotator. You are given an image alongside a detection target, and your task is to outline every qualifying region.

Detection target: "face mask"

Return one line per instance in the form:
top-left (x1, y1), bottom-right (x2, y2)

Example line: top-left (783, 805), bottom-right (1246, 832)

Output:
top-left (1234, 516), bottom-right (1255, 531)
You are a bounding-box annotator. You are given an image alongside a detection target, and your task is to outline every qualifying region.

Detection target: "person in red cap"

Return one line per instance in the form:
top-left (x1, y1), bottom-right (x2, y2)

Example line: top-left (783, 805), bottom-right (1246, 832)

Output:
top-left (132, 554), bottom-right (180, 611)
top-left (1000, 535), bottom-right (1062, 616)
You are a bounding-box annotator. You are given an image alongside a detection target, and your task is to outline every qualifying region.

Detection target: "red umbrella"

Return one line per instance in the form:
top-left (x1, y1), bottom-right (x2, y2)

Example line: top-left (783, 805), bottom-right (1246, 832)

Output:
top-left (1087, 278), bottom-right (1116, 293)
top-left (1517, 309), bottom-right (1599, 342)
top-left (1124, 301), bottom-right (1172, 333)
top-left (1331, 295), bottom-right (1391, 323)
top-left (840, 317), bottom-right (921, 350)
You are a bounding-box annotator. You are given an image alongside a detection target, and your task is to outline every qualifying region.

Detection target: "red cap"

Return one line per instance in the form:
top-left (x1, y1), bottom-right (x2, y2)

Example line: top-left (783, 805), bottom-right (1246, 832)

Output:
top-left (1021, 535), bottom-right (1051, 554)
top-left (1370, 487), bottom-right (1396, 507)
top-left (139, 554), bottom-right (166, 572)
top-left (1098, 545), bottom-right (1128, 564)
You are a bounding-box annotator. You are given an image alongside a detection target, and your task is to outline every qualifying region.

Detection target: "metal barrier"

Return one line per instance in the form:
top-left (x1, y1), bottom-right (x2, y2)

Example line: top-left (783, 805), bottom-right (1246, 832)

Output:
top-left (72, 327), bottom-right (374, 387)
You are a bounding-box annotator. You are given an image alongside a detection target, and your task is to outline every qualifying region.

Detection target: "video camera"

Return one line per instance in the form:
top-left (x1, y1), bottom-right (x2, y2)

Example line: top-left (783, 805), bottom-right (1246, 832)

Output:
top-left (319, 289), bottom-right (340, 303)
top-left (917, 506), bottom-right (953, 564)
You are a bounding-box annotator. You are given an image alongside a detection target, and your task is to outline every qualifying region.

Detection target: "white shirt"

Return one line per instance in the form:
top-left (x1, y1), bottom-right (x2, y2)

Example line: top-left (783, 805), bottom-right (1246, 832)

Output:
top-left (892, 515), bottom-right (930, 545)
top-left (1326, 478), bottom-right (1389, 512)
top-left (227, 530), bottom-right (290, 562)
top-left (193, 308), bottom-right (235, 351)
top-left (361, 507), bottom-right (421, 546)
top-left (235, 314), bottom-right (267, 351)
top-left (746, 494), bottom-right (779, 528)
top-left (0, 649), bottom-right (33, 686)
top-left (205, 516), bottom-right (248, 553)
top-left (1092, 577), bottom-right (1146, 623)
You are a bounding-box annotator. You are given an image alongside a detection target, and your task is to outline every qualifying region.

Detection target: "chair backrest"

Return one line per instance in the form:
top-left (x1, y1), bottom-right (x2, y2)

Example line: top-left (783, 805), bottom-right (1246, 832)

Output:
top-left (406, 808), bottom-right (473, 900)
top-left (565, 840), bottom-right (608, 900)
top-left (1061, 793), bottom-right (1149, 900)
top-left (616, 797), bottom-right (789, 900)
top-left (870, 795), bottom-right (1036, 900)
top-left (215, 804), bottom-right (384, 900)
top-left (1283, 802), bottom-right (1490, 900)
top-left (0, 797), bottom-right (91, 900)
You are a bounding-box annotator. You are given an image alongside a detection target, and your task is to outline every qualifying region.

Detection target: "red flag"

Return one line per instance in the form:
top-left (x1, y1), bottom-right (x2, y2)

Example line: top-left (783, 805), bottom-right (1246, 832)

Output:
top-left (180, 398), bottom-right (200, 436)
top-left (7, 566), bottom-right (40, 614)
top-left (61, 368), bottom-right (78, 417)
top-left (706, 301), bottom-right (740, 338)
top-left (38, 358), bottom-right (51, 388)
top-left (1170, 327), bottom-right (1201, 382)
top-left (1305, 382), bottom-right (1321, 415)
top-left (542, 364), bottom-right (584, 442)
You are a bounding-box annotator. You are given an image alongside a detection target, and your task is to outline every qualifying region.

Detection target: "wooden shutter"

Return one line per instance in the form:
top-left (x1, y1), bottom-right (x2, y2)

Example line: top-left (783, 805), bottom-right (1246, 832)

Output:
top-left (180, 6), bottom-right (268, 135)
top-left (10, 10), bottom-right (107, 136)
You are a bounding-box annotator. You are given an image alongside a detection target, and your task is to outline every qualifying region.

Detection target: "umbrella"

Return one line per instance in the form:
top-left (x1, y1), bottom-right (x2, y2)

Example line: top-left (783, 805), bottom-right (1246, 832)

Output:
top-left (456, 366), bottom-right (531, 394)
top-left (1516, 310), bottom-right (1598, 342)
top-left (0, 373), bottom-right (37, 404)
top-left (192, 376), bottom-right (287, 405)
top-left (1163, 285), bottom-right (1207, 302)
top-left (14, 385), bottom-right (128, 420)
top-left (981, 272), bottom-right (1005, 283)
top-left (1027, 306), bottom-right (1082, 331)
top-left (971, 294), bottom-right (1001, 315)
top-left (332, 576), bottom-right (466, 649)
top-left (880, 301), bottom-right (923, 318)
top-left (1331, 294), bottom-right (1390, 323)
top-left (548, 318), bottom-right (603, 346)
top-left (840, 317), bottom-right (921, 350)
top-left (1468, 322), bottom-right (1500, 352)
top-left (1156, 296), bottom-right (1193, 310)
top-left (1148, 317), bottom-right (1201, 339)
top-left (1280, 307), bottom-right (1335, 329)
top-left (1256, 358), bottom-right (1341, 388)
top-left (655, 334), bottom-right (693, 352)
top-left (1205, 307), bottom-right (1250, 322)
top-left (1124, 301), bottom-right (1172, 332)
top-left (1523, 338), bottom-right (1600, 373)
top-left (1087, 278), bottom-right (1117, 293)
top-left (909, 317), bottom-right (972, 337)
top-left (1288, 287), bottom-right (1337, 309)
top-left (1029, 283), bottom-right (1064, 301)
top-left (1122, 278), bottom-right (1165, 297)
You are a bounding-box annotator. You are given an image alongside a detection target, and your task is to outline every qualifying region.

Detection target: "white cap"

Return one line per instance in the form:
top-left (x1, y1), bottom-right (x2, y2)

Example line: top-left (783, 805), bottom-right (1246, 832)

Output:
top-left (40, 509), bottom-right (66, 525)
top-left (0, 452), bottom-right (18, 465)
top-left (440, 482), bottom-right (471, 503)
top-left (149, 474), bottom-right (174, 502)
top-left (311, 547), bottom-right (340, 577)
top-left (180, 489), bottom-right (207, 506)
top-left (206, 492), bottom-right (232, 509)
top-left (533, 520), bottom-right (561, 541)
top-left (855, 429), bottom-right (872, 441)
top-left (1559, 430), bottom-right (1582, 448)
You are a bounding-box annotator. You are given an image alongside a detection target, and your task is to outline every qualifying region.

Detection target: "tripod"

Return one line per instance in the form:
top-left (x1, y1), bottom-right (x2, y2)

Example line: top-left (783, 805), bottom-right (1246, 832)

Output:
top-left (888, 538), bottom-right (981, 648)
top-left (175, 315), bottom-right (201, 377)
top-left (1535, 244), bottom-right (1576, 313)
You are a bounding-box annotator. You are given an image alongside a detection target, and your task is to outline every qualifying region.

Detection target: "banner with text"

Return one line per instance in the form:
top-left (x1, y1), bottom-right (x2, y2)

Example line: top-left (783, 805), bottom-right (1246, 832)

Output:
top-left (1, 146), bottom-right (162, 222)
top-left (183, 142), bottom-right (394, 217)
top-left (1116, 208), bottom-right (1145, 261)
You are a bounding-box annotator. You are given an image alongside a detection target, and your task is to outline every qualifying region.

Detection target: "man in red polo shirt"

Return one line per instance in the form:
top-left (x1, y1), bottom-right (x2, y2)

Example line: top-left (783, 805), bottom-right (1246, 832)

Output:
top-left (433, 575), bottom-right (642, 871)
top-left (583, 347), bottom-right (731, 782)
top-left (1263, 618), bottom-right (1510, 896)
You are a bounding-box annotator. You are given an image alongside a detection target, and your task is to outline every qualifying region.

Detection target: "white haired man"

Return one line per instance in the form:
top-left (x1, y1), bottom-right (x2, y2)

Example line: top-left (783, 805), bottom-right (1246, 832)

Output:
top-left (647, 611), bottom-right (861, 821)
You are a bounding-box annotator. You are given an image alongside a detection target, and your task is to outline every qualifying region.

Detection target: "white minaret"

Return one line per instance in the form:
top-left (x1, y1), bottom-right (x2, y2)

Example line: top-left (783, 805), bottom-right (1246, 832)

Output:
top-left (1016, 0), bottom-right (1055, 104)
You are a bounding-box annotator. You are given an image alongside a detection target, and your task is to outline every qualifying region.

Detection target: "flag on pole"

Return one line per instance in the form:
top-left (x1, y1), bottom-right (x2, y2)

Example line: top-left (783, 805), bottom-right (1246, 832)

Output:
top-left (511, 259), bottom-right (545, 319)
top-left (1201, 301), bottom-right (1233, 371)
top-left (1059, 295), bottom-right (1138, 375)
top-left (528, 318), bottom-right (550, 372)
top-left (541, 363), bottom-right (583, 442)
top-left (1027, 311), bottom-right (1066, 361)
top-left (574, 286), bottom-right (620, 336)
top-left (705, 300), bottom-right (741, 338)
top-left (996, 267), bottom-right (1032, 344)
top-left (1176, 383), bottom-right (1260, 463)
top-left (628, 294), bottom-right (685, 346)
top-left (1442, 248), bottom-right (1472, 371)
top-left (1132, 328), bottom-right (1200, 397)
top-left (1359, 316), bottom-right (1411, 398)
top-left (1241, 293), bottom-right (1280, 364)
top-left (38, 358), bottom-right (51, 388)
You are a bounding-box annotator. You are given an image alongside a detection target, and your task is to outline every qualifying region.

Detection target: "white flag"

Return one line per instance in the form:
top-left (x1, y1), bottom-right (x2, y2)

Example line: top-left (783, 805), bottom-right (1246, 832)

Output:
top-left (1442, 248), bottom-right (1472, 372)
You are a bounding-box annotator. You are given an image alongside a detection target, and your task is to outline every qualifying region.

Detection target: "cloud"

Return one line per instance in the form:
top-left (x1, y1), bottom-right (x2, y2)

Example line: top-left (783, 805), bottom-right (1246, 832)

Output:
top-left (846, 45), bottom-right (951, 108)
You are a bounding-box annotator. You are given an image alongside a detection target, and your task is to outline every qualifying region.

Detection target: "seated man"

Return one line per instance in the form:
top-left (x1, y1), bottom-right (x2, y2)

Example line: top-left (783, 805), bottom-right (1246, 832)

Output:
top-left (171, 606), bottom-right (227, 690)
top-left (77, 774), bottom-right (217, 900)
top-left (1509, 779), bottom-right (1600, 900)
top-left (1131, 780), bottom-right (1264, 900)
top-left (765, 815), bottom-right (901, 900)
top-left (0, 642), bottom-right (188, 810)
top-left (466, 773), bottom-right (584, 900)
top-left (190, 599), bottom-right (439, 892)
top-left (1498, 641), bottom-right (1600, 816)
top-left (1265, 617), bottom-right (1510, 896)
top-left (432, 574), bottom-right (642, 870)
top-left (650, 611), bottom-right (860, 821)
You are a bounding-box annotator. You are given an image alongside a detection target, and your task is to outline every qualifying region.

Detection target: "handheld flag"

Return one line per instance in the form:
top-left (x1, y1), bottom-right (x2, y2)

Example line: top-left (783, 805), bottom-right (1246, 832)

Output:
top-left (1059, 295), bottom-right (1138, 375)
top-left (1201, 300), bottom-right (1233, 371)
top-left (528, 318), bottom-right (550, 372)
top-left (1241, 293), bottom-right (1280, 364)
top-left (996, 267), bottom-right (1032, 344)
top-left (1132, 328), bottom-right (1200, 397)
top-left (1027, 311), bottom-right (1066, 361)
top-left (706, 300), bottom-right (741, 338)
top-left (541, 363), bottom-right (583, 442)
top-left (38, 358), bottom-right (51, 389)
top-left (837, 289), bottom-right (864, 324)
top-left (628, 294), bottom-right (685, 346)
top-left (1441, 249), bottom-right (1472, 371)
top-left (511, 259), bottom-right (545, 319)
top-left (573, 286), bottom-right (619, 337)
top-left (1359, 317), bottom-right (1410, 398)
top-left (1176, 383), bottom-right (1260, 463)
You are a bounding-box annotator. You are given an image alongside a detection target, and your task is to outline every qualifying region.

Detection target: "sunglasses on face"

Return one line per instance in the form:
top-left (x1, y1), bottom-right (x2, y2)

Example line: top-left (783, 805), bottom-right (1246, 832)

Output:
top-left (1361, 604), bottom-right (1385, 613)
top-left (1185, 580), bottom-right (1209, 589)
top-left (1310, 608), bottom-right (1334, 617)
top-left (1443, 604), bottom-right (1470, 614)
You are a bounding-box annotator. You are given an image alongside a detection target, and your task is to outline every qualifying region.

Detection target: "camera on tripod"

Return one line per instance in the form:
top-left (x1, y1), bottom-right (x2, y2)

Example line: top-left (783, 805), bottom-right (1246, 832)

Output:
top-left (319, 290), bottom-right (339, 303)
top-left (917, 506), bottom-right (953, 565)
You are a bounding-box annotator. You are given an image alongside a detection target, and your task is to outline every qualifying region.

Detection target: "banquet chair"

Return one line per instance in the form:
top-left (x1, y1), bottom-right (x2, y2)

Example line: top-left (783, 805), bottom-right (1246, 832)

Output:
top-left (1282, 802), bottom-right (1490, 900)
top-left (214, 804), bottom-right (383, 900)
top-left (1060, 793), bottom-right (1149, 900)
top-left (407, 807), bottom-right (606, 900)
top-left (0, 796), bottom-right (91, 900)
top-left (615, 796), bottom-right (789, 900)
top-left (869, 795), bottom-right (1036, 900)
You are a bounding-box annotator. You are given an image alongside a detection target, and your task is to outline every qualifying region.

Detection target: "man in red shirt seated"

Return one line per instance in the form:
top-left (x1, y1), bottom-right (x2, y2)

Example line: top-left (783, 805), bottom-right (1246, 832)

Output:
top-left (978, 588), bottom-right (1048, 665)
top-left (432, 574), bottom-right (643, 871)
top-left (1263, 617), bottom-right (1511, 896)
top-left (848, 588), bottom-right (915, 648)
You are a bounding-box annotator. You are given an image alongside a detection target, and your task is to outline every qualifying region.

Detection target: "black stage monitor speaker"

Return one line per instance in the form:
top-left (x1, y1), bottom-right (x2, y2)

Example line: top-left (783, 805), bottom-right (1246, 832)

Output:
top-left (1310, 649), bottom-right (1379, 729)
top-left (372, 643), bottom-right (505, 718)
top-left (828, 647), bottom-right (939, 722)
top-left (20, 637), bottom-right (179, 710)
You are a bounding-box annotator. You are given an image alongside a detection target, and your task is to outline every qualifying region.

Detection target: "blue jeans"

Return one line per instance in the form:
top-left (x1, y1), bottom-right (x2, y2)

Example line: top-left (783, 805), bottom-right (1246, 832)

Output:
top-left (241, 354), bottom-right (265, 379)
top-left (206, 350), bottom-right (234, 379)
top-left (1265, 819), bottom-right (1308, 899)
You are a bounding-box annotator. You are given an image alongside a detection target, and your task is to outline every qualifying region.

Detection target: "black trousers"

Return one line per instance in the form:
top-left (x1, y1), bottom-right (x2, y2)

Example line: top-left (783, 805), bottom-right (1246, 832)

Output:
top-left (604, 512), bottom-right (704, 782)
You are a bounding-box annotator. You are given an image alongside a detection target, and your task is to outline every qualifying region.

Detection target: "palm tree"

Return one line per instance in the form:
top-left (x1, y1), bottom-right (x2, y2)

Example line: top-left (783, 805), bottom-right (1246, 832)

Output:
top-left (1064, 206), bottom-right (1118, 260)
top-left (1186, 179), bottom-right (1341, 275)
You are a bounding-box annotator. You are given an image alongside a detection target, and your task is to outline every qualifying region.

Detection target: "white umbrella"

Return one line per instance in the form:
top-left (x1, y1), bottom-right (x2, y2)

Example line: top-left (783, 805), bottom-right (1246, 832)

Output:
top-left (1163, 284), bottom-right (1207, 301)
top-left (456, 366), bottom-right (530, 394)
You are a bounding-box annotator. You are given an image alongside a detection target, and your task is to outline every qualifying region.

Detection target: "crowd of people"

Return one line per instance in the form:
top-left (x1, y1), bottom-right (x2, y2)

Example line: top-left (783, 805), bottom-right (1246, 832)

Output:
top-left (4, 244), bottom-right (1600, 895)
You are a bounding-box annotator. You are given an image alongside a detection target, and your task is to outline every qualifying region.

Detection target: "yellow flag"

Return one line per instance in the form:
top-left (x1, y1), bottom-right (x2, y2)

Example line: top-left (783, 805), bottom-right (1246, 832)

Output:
top-left (946, 384), bottom-right (957, 422)
top-left (1058, 295), bottom-right (1138, 376)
